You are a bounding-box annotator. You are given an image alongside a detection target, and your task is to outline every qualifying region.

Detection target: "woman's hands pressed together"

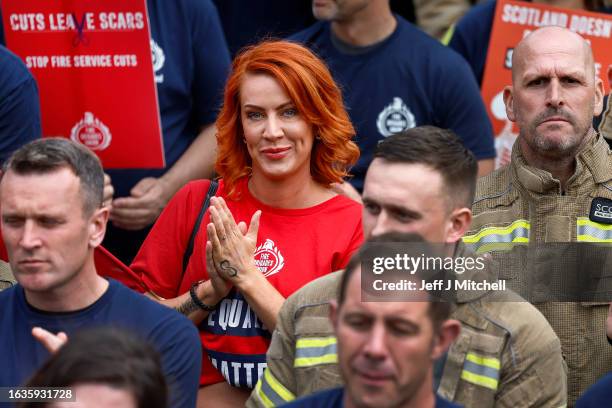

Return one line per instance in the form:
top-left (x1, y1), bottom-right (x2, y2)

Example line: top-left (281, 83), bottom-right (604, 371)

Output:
top-left (206, 196), bottom-right (284, 331)
top-left (207, 196), bottom-right (262, 290)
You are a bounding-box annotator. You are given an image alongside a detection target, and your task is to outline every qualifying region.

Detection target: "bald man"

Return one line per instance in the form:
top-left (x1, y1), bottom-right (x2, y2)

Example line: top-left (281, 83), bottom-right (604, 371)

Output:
top-left (465, 26), bottom-right (611, 405)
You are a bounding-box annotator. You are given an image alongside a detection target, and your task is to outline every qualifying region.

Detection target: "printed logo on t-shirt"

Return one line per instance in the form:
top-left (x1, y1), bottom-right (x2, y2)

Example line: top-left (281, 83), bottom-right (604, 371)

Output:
top-left (254, 239), bottom-right (285, 277)
top-left (376, 97), bottom-right (416, 137)
top-left (150, 39), bottom-right (165, 83)
top-left (70, 111), bottom-right (112, 151)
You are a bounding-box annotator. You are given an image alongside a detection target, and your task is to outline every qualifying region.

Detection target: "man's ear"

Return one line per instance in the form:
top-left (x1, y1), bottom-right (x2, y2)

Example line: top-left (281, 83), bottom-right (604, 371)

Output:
top-left (503, 86), bottom-right (516, 122)
top-left (593, 77), bottom-right (605, 117)
top-left (431, 319), bottom-right (461, 360)
top-left (88, 207), bottom-right (109, 248)
top-left (329, 299), bottom-right (339, 330)
top-left (446, 207), bottom-right (472, 244)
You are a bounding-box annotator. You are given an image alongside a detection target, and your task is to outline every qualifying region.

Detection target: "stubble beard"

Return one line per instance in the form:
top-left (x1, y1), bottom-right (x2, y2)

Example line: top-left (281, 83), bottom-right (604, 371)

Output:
top-left (523, 107), bottom-right (592, 160)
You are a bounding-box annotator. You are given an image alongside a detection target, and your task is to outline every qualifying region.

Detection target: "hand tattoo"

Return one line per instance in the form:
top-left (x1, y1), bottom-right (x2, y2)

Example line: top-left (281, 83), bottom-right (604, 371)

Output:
top-left (220, 260), bottom-right (238, 277)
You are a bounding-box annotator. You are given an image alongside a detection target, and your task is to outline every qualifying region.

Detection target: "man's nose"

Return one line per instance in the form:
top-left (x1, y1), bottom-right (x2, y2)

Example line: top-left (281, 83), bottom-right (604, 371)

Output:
top-left (546, 79), bottom-right (564, 108)
top-left (20, 221), bottom-right (42, 250)
top-left (363, 322), bottom-right (388, 360)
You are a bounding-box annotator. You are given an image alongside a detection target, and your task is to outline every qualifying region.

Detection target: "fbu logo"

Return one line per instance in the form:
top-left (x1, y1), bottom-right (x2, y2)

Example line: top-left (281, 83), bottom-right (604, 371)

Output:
top-left (70, 112), bottom-right (112, 151)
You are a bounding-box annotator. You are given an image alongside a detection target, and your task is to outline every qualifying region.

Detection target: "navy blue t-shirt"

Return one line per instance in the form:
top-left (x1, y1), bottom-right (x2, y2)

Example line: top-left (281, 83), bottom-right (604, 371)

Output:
top-left (291, 17), bottom-right (495, 190)
top-left (0, 45), bottom-right (41, 164)
top-left (0, 279), bottom-right (201, 408)
top-left (447, 0), bottom-right (496, 86)
top-left (281, 387), bottom-right (463, 408)
top-left (212, 0), bottom-right (315, 56)
top-left (103, 0), bottom-right (230, 262)
top-left (448, 0), bottom-right (612, 85)
top-left (576, 373), bottom-right (612, 407)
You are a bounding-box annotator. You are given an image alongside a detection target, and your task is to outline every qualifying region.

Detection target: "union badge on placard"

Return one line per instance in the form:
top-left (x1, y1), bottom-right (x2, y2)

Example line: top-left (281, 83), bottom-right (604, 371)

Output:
top-left (70, 111), bottom-right (112, 151)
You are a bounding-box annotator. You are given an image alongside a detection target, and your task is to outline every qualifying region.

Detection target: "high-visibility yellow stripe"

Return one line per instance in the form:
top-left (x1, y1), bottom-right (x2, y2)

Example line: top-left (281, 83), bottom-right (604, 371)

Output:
top-left (461, 370), bottom-right (499, 390)
top-left (463, 220), bottom-right (530, 243)
top-left (577, 235), bottom-right (612, 242)
top-left (468, 240), bottom-right (528, 255)
top-left (577, 217), bottom-right (612, 242)
top-left (441, 24), bottom-right (455, 45)
top-left (296, 337), bottom-right (337, 348)
top-left (294, 353), bottom-right (338, 368)
top-left (468, 237), bottom-right (530, 245)
top-left (255, 379), bottom-right (275, 408)
top-left (261, 368), bottom-right (295, 403)
top-left (578, 217), bottom-right (612, 230)
top-left (465, 353), bottom-right (501, 370)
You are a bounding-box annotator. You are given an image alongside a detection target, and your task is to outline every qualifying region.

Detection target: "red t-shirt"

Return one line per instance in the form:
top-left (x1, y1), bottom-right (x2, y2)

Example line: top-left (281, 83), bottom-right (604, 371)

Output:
top-left (131, 178), bottom-right (363, 387)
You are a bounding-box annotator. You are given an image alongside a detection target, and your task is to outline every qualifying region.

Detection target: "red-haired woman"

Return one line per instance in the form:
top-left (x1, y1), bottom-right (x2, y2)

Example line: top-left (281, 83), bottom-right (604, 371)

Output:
top-left (131, 40), bottom-right (363, 406)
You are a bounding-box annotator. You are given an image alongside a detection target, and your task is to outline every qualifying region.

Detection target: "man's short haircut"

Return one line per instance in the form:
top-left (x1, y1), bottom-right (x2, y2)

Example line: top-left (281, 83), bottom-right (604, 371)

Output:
top-left (3, 138), bottom-right (104, 216)
top-left (21, 328), bottom-right (167, 408)
top-left (374, 126), bottom-right (478, 208)
top-left (338, 231), bottom-right (454, 330)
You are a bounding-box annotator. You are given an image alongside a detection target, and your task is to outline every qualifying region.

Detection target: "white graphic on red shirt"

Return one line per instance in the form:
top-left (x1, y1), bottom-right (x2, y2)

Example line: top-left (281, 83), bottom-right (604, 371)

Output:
top-left (253, 239), bottom-right (285, 278)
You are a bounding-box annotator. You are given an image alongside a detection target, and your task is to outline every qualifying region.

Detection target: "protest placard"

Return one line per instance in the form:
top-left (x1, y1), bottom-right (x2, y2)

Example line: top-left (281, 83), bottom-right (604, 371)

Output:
top-left (2, 0), bottom-right (164, 168)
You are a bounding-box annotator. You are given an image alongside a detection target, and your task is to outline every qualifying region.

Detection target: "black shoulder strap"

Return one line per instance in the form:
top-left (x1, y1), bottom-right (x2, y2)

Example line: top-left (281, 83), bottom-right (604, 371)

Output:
top-left (182, 180), bottom-right (219, 275)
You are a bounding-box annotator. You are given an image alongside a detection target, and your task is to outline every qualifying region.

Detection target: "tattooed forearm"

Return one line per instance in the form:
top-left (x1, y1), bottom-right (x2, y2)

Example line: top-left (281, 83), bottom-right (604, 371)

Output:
top-left (176, 298), bottom-right (200, 316)
top-left (220, 260), bottom-right (238, 277)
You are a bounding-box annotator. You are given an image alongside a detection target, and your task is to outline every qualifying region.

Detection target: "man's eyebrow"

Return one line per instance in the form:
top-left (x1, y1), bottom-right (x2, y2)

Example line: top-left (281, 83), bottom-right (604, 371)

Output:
top-left (385, 316), bottom-right (419, 330)
top-left (523, 72), bottom-right (548, 80)
top-left (343, 310), bottom-right (372, 320)
top-left (363, 197), bottom-right (422, 219)
top-left (385, 203), bottom-right (421, 218)
top-left (362, 196), bottom-right (376, 205)
top-left (523, 70), bottom-right (585, 81)
top-left (561, 71), bottom-right (587, 80)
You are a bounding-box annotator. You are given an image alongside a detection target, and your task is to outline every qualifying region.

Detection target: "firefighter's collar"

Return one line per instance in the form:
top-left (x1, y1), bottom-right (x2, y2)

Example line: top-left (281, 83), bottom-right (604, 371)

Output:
top-left (511, 144), bottom-right (560, 194)
top-left (511, 133), bottom-right (611, 193)
top-left (578, 132), bottom-right (612, 185)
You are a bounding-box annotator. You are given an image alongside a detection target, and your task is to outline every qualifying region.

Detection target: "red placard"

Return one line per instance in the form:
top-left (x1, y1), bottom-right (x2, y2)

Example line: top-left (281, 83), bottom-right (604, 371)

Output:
top-left (481, 0), bottom-right (612, 167)
top-left (1, 1), bottom-right (164, 169)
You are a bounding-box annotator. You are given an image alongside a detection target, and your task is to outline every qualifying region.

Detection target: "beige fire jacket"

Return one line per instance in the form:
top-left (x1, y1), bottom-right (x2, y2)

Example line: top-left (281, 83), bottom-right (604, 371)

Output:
top-left (246, 244), bottom-right (566, 408)
top-left (466, 133), bottom-right (612, 406)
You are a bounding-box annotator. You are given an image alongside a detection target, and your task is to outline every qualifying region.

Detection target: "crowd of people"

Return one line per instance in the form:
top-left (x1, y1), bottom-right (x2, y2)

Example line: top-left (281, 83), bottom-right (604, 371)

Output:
top-left (0, 1), bottom-right (612, 407)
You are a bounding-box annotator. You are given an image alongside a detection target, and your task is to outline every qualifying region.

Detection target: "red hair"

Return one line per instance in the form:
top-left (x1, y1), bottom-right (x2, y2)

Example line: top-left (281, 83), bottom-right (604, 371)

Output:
top-left (215, 40), bottom-right (359, 197)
